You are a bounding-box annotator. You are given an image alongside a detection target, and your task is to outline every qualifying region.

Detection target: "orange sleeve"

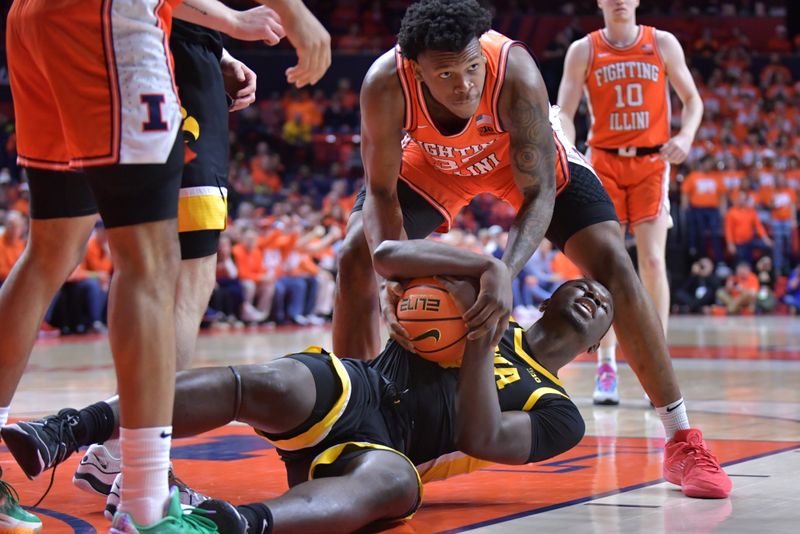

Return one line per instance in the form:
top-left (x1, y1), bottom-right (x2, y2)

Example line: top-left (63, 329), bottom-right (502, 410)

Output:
top-left (724, 210), bottom-right (735, 244)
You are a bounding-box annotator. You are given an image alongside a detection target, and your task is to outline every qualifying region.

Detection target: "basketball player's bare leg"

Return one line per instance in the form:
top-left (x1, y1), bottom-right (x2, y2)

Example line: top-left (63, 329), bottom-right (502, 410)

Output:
top-left (564, 221), bottom-right (680, 408)
top-left (333, 212), bottom-right (382, 359)
top-left (174, 254), bottom-right (217, 371)
top-left (0, 216), bottom-right (97, 409)
top-left (632, 211), bottom-right (671, 337)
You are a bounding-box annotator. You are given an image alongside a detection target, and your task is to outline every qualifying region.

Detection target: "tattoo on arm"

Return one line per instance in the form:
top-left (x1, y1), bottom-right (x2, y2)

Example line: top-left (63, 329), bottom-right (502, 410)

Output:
top-left (503, 95), bottom-right (557, 275)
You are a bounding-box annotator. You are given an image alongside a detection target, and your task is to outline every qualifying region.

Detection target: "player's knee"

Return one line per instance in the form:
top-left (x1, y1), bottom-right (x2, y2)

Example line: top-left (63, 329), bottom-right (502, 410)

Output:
top-left (640, 251), bottom-right (666, 276)
top-left (369, 462), bottom-right (419, 517)
top-left (336, 231), bottom-right (372, 281)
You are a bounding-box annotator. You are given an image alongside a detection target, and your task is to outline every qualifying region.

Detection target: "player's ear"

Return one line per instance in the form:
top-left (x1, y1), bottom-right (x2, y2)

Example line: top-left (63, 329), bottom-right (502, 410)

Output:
top-left (411, 60), bottom-right (424, 82)
top-left (587, 342), bottom-right (600, 354)
top-left (539, 299), bottom-right (550, 313)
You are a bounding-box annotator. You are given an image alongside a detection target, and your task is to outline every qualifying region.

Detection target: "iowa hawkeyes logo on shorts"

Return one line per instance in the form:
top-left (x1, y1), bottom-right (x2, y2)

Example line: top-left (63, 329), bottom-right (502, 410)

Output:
top-left (180, 107), bottom-right (200, 142)
top-left (412, 329), bottom-right (441, 343)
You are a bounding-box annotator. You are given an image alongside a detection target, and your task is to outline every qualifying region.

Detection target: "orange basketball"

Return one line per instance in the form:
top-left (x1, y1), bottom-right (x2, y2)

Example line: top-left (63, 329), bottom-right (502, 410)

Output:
top-left (397, 277), bottom-right (468, 364)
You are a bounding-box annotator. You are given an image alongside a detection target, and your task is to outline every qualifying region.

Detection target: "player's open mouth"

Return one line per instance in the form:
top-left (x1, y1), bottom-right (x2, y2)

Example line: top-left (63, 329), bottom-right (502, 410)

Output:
top-left (575, 297), bottom-right (597, 318)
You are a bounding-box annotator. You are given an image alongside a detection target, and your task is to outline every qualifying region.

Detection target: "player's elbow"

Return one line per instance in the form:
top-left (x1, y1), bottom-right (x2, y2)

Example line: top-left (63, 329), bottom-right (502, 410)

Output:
top-left (372, 240), bottom-right (402, 278)
top-left (454, 423), bottom-right (499, 460)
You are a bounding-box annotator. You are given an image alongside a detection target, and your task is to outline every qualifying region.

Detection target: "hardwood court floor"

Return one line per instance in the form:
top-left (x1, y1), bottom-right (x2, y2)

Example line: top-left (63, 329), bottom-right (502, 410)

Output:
top-left (3, 315), bottom-right (799, 533)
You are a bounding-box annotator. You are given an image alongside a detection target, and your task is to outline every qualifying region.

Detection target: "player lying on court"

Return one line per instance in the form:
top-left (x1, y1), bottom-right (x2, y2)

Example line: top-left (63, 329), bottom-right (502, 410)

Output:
top-left (4, 239), bottom-right (613, 533)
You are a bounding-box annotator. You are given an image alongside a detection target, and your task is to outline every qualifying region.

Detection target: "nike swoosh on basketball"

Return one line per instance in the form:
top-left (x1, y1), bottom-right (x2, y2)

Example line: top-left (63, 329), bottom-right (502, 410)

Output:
top-left (666, 400), bottom-right (684, 413)
top-left (412, 329), bottom-right (441, 343)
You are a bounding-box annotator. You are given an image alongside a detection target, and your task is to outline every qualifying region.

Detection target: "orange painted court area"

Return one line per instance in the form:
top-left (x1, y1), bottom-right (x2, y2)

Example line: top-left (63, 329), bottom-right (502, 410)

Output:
top-left (4, 425), bottom-right (796, 533)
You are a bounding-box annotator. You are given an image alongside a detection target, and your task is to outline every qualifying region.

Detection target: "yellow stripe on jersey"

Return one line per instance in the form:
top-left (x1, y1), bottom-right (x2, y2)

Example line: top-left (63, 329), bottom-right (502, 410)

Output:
top-left (177, 186), bottom-right (228, 233)
top-left (522, 387), bottom-right (570, 411)
top-left (310, 441), bottom-right (423, 520)
top-left (416, 450), bottom-right (494, 484)
top-left (257, 353), bottom-right (352, 451)
top-left (513, 327), bottom-right (564, 388)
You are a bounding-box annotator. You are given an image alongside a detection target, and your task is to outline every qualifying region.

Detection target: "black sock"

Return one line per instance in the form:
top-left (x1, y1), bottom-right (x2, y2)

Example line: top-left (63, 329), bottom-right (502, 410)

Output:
top-left (237, 503), bottom-right (273, 534)
top-left (70, 402), bottom-right (116, 446)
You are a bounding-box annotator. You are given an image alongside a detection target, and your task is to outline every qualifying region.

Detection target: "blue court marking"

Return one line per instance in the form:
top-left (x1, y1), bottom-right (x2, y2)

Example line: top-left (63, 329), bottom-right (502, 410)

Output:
top-left (440, 442), bottom-right (800, 533)
top-left (171, 434), bottom-right (273, 461)
top-left (483, 445), bottom-right (664, 474)
top-left (29, 507), bottom-right (96, 533)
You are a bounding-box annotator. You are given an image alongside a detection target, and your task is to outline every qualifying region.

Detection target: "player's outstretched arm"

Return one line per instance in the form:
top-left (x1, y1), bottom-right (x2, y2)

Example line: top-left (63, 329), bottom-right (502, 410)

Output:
top-left (257, 0), bottom-right (331, 87)
top-left (556, 37), bottom-right (591, 145)
top-left (373, 239), bottom-right (508, 282)
top-left (175, 0), bottom-right (285, 44)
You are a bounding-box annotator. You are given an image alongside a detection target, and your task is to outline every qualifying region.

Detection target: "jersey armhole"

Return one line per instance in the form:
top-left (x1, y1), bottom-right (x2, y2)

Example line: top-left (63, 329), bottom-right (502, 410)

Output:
top-left (585, 34), bottom-right (597, 82)
top-left (651, 27), bottom-right (668, 72)
top-left (491, 40), bottom-right (530, 133)
top-left (395, 47), bottom-right (416, 132)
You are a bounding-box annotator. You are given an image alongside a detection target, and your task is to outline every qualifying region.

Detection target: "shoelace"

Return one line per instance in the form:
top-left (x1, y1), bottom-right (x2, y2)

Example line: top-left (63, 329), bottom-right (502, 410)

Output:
top-left (31, 414), bottom-right (80, 508)
top-left (674, 440), bottom-right (722, 472)
top-left (597, 371), bottom-right (616, 391)
top-left (0, 479), bottom-right (24, 509)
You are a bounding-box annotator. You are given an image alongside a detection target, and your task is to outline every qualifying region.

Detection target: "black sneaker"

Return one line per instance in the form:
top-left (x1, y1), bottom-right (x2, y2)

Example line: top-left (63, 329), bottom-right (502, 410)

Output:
top-left (196, 500), bottom-right (248, 534)
top-left (1, 409), bottom-right (81, 479)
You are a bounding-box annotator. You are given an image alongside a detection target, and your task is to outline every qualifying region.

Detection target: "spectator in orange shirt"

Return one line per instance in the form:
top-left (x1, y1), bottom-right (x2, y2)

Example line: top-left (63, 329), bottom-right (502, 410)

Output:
top-left (551, 251), bottom-right (583, 281)
top-left (724, 190), bottom-right (773, 265)
top-left (766, 25), bottom-right (792, 54)
top-left (0, 211), bottom-right (26, 284)
top-left (681, 160), bottom-right (724, 261)
top-left (715, 262), bottom-right (759, 314)
top-left (766, 173), bottom-right (798, 275)
top-left (232, 228), bottom-right (270, 323)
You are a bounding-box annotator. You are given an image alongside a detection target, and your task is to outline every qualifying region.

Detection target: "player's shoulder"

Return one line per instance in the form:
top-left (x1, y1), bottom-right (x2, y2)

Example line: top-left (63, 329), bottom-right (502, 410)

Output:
top-left (564, 36), bottom-right (592, 68)
top-left (363, 48), bottom-right (403, 95)
top-left (653, 28), bottom-right (683, 53)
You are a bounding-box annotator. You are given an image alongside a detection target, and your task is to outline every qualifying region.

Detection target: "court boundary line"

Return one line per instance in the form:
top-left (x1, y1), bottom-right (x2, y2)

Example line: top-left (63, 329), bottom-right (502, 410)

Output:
top-left (440, 442), bottom-right (800, 533)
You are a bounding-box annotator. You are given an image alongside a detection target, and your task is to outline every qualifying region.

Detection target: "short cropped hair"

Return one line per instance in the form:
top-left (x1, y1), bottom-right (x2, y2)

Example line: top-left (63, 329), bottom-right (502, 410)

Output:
top-left (398, 0), bottom-right (492, 61)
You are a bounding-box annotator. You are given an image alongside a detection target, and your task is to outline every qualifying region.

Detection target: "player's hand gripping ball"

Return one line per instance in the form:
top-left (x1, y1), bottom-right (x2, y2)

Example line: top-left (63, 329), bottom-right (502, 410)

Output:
top-left (397, 277), bottom-right (468, 364)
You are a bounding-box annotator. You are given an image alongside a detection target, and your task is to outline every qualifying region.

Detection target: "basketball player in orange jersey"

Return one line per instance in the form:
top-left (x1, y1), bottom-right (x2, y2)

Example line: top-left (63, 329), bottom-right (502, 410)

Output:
top-left (334, 0), bottom-right (730, 499)
top-left (557, 0), bottom-right (703, 407)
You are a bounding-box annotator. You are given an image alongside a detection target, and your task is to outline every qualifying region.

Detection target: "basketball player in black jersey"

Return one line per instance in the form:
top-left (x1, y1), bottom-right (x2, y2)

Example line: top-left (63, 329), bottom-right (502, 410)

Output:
top-left (4, 239), bottom-right (613, 533)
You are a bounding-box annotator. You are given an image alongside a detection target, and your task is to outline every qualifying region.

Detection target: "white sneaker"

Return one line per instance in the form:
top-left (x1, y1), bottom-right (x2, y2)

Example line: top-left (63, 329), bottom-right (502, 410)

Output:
top-left (105, 469), bottom-right (210, 520)
top-left (73, 443), bottom-right (121, 497)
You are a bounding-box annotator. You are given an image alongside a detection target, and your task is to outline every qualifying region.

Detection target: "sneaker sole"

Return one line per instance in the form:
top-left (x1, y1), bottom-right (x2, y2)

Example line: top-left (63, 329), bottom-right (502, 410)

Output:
top-left (682, 484), bottom-right (731, 499)
top-left (73, 472), bottom-right (114, 497)
top-left (0, 425), bottom-right (48, 479)
top-left (0, 518), bottom-right (42, 533)
top-left (593, 397), bottom-right (620, 406)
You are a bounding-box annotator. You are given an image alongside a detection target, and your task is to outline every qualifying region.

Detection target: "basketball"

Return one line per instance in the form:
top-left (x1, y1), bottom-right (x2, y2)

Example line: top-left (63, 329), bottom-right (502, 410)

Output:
top-left (396, 277), bottom-right (468, 364)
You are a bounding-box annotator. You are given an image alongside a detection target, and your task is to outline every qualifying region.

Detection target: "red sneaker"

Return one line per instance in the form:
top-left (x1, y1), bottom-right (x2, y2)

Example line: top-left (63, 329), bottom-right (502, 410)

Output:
top-left (663, 429), bottom-right (732, 498)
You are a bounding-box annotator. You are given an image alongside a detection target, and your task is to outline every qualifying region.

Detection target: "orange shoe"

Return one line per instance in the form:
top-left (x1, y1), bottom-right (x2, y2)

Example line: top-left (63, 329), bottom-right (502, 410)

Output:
top-left (663, 429), bottom-right (732, 498)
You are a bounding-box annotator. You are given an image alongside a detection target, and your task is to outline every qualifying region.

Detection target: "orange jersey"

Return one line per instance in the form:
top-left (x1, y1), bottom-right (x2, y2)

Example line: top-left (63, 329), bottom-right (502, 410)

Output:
top-left (768, 187), bottom-right (798, 221)
top-left (585, 26), bottom-right (670, 149)
top-left (394, 31), bottom-right (569, 229)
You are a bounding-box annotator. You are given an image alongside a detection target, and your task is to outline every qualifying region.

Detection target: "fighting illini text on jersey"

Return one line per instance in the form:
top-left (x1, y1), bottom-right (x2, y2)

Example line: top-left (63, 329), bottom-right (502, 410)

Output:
top-left (394, 30), bottom-right (569, 229)
top-left (585, 26), bottom-right (670, 150)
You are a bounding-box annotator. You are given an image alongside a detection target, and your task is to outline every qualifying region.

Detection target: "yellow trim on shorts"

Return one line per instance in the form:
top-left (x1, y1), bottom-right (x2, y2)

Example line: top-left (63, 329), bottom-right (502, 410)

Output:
top-left (309, 441), bottom-right (423, 520)
top-left (522, 387), bottom-right (570, 411)
top-left (177, 186), bottom-right (228, 233)
top-left (257, 351), bottom-right (352, 451)
top-left (416, 450), bottom-right (494, 484)
top-left (514, 328), bottom-right (564, 388)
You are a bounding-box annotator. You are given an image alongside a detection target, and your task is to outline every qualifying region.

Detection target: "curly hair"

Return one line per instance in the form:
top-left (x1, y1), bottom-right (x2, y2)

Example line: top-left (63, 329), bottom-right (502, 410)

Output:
top-left (398, 0), bottom-right (492, 61)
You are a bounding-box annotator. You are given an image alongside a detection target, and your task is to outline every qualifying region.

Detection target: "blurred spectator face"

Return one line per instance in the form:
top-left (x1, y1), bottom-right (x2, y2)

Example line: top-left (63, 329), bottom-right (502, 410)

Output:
top-left (735, 190), bottom-right (748, 207)
top-left (238, 202), bottom-right (255, 221)
top-left (242, 229), bottom-right (258, 249)
top-left (756, 256), bottom-right (772, 273)
top-left (776, 173), bottom-right (787, 188)
top-left (3, 211), bottom-right (25, 240)
top-left (698, 258), bottom-right (713, 276)
top-left (256, 142), bottom-right (269, 156)
top-left (539, 239), bottom-right (553, 254)
top-left (736, 262), bottom-right (752, 277)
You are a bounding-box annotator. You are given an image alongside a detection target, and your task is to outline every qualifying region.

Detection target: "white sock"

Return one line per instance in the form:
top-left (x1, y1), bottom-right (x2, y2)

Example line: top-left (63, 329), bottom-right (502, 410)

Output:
top-left (0, 405), bottom-right (10, 427)
top-left (103, 438), bottom-right (121, 459)
top-left (655, 398), bottom-right (690, 440)
top-left (598, 345), bottom-right (617, 372)
top-left (119, 426), bottom-right (172, 525)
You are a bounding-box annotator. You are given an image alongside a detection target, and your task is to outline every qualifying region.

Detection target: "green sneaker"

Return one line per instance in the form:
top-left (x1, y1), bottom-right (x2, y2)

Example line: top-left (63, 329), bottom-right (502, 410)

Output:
top-left (109, 487), bottom-right (219, 533)
top-left (0, 478), bottom-right (42, 533)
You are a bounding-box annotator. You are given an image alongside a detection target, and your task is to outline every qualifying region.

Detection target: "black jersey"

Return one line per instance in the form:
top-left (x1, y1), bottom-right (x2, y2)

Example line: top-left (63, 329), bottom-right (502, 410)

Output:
top-left (371, 320), bottom-right (578, 482)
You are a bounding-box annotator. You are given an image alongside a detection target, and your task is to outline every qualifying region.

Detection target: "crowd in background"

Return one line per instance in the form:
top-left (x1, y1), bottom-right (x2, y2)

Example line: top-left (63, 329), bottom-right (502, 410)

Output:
top-left (0, 2), bottom-right (799, 335)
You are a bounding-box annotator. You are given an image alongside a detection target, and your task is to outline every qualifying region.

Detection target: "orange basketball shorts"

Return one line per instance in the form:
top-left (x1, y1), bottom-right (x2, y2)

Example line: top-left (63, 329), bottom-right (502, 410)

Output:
top-left (588, 148), bottom-right (670, 226)
top-left (7, 0), bottom-right (182, 170)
